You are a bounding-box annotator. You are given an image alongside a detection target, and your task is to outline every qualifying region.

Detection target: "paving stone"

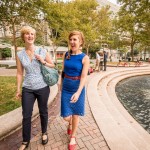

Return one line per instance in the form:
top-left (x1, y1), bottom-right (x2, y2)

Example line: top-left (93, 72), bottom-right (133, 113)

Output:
top-left (81, 135), bottom-right (93, 142)
top-left (37, 144), bottom-right (45, 150)
top-left (77, 138), bottom-right (85, 149)
top-left (101, 146), bottom-right (110, 150)
top-left (83, 141), bottom-right (95, 150)
top-left (99, 141), bottom-right (107, 147)
top-left (51, 141), bottom-right (63, 149)
top-left (30, 141), bottom-right (38, 150)
top-left (45, 145), bottom-right (52, 150)
top-left (58, 144), bottom-right (68, 150)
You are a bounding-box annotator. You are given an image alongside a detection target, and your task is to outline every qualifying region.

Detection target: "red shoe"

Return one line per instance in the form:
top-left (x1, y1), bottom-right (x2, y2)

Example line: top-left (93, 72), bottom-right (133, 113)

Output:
top-left (67, 123), bottom-right (72, 135)
top-left (67, 128), bottom-right (72, 135)
top-left (68, 136), bottom-right (76, 150)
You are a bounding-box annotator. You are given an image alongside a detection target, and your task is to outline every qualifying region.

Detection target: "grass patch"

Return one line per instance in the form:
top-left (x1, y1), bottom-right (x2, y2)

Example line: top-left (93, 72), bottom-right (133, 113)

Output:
top-left (0, 76), bottom-right (21, 116)
top-left (7, 66), bottom-right (17, 69)
top-left (57, 58), bottom-right (63, 60)
top-left (0, 64), bottom-right (17, 69)
top-left (0, 64), bottom-right (9, 68)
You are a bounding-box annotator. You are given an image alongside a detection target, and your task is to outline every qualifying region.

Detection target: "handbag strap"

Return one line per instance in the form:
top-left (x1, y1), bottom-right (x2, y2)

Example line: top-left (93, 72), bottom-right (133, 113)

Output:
top-left (39, 48), bottom-right (42, 55)
top-left (37, 48), bottom-right (43, 66)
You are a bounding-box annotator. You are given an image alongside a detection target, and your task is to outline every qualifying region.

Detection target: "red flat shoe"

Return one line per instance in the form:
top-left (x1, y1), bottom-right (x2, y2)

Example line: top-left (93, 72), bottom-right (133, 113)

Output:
top-left (67, 123), bottom-right (72, 135)
top-left (67, 128), bottom-right (72, 135)
top-left (68, 136), bottom-right (76, 150)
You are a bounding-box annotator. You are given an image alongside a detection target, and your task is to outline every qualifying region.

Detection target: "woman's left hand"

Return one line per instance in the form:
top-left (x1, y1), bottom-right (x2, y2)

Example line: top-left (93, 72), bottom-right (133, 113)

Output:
top-left (70, 92), bottom-right (80, 103)
top-left (35, 54), bottom-right (45, 64)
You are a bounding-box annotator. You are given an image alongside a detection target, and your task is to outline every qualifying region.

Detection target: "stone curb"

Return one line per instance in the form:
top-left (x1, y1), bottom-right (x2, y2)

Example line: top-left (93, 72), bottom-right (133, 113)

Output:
top-left (0, 84), bottom-right (58, 140)
top-left (107, 64), bottom-right (149, 67)
top-left (107, 72), bottom-right (150, 142)
top-left (87, 67), bottom-right (150, 150)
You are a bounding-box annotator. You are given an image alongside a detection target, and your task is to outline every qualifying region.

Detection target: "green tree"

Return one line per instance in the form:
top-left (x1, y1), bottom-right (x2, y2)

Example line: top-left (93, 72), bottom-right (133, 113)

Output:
top-left (117, 0), bottom-right (150, 60)
top-left (43, 1), bottom-right (79, 64)
top-left (96, 6), bottom-right (113, 49)
top-left (0, 0), bottom-right (48, 59)
top-left (72, 0), bottom-right (99, 55)
top-left (42, 0), bottom-right (113, 61)
top-left (1, 48), bottom-right (12, 58)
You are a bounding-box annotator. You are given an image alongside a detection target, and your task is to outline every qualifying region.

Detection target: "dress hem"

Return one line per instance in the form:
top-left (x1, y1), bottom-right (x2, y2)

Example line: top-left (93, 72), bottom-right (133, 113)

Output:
top-left (61, 113), bottom-right (85, 118)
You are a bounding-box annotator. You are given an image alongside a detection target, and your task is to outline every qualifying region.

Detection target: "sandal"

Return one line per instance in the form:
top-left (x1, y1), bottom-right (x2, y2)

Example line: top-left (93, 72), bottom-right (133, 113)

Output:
top-left (68, 136), bottom-right (76, 150)
top-left (18, 142), bottom-right (30, 150)
top-left (42, 132), bottom-right (48, 145)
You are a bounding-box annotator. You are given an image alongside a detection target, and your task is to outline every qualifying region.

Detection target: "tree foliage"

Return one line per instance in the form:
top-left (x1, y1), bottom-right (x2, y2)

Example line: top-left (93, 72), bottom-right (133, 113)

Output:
top-left (0, 0), bottom-right (48, 57)
top-left (117, 0), bottom-right (150, 60)
top-left (0, 0), bottom-right (114, 62)
top-left (1, 48), bottom-right (12, 58)
top-left (43, 0), bottom-right (113, 57)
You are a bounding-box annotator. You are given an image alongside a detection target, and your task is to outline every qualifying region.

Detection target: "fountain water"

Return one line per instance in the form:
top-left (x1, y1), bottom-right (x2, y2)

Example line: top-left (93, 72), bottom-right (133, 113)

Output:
top-left (116, 75), bottom-right (150, 133)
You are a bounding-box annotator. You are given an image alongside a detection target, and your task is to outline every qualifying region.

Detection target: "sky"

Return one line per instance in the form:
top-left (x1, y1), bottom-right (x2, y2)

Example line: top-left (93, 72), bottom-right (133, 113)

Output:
top-left (108, 0), bottom-right (118, 5)
top-left (63, 0), bottom-right (118, 5)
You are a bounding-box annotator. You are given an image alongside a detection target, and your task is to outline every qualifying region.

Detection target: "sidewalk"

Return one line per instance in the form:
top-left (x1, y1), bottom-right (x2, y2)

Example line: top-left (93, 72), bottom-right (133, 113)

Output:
top-left (0, 69), bottom-right (110, 150)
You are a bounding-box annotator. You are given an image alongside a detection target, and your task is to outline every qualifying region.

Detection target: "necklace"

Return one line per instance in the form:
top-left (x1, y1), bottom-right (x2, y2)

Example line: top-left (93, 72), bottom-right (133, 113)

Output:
top-left (25, 45), bottom-right (36, 61)
top-left (26, 49), bottom-right (35, 61)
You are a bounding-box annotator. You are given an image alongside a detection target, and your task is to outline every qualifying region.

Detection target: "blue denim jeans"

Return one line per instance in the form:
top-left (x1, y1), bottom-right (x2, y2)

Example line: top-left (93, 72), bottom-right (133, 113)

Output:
top-left (22, 86), bottom-right (50, 142)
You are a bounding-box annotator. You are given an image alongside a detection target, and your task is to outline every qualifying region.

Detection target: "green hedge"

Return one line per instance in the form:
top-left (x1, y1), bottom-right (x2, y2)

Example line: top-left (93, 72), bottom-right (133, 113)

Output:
top-left (1, 47), bottom-right (12, 58)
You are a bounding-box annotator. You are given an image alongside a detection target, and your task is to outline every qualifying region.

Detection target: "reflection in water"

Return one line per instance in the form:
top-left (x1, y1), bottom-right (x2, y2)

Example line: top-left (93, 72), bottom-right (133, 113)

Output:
top-left (116, 75), bottom-right (150, 133)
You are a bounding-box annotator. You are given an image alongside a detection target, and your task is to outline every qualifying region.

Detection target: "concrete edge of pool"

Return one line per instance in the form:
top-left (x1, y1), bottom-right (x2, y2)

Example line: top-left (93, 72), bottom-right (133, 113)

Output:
top-left (87, 67), bottom-right (150, 150)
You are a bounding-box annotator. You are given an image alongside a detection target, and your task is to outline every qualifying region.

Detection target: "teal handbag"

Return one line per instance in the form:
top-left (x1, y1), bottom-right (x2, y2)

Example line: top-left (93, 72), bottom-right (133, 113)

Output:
top-left (39, 48), bottom-right (59, 86)
top-left (40, 64), bottom-right (59, 86)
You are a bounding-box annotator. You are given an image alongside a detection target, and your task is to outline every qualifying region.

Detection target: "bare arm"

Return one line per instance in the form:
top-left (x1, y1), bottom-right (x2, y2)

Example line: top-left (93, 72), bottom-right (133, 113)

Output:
top-left (60, 52), bottom-right (66, 90)
top-left (77, 55), bottom-right (89, 94)
top-left (35, 51), bottom-right (55, 68)
top-left (16, 55), bottom-right (24, 99)
top-left (61, 52), bottom-right (65, 72)
top-left (71, 55), bottom-right (90, 103)
top-left (44, 52), bottom-right (55, 68)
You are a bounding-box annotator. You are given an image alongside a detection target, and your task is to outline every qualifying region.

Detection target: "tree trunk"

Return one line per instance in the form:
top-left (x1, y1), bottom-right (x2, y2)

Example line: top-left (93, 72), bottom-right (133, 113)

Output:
top-left (144, 47), bottom-right (146, 61)
top-left (52, 44), bottom-right (58, 65)
top-left (109, 46), bottom-right (112, 62)
top-left (130, 37), bottom-right (135, 61)
top-left (131, 44), bottom-right (134, 61)
top-left (86, 44), bottom-right (90, 56)
top-left (54, 48), bottom-right (57, 65)
top-left (12, 23), bottom-right (17, 63)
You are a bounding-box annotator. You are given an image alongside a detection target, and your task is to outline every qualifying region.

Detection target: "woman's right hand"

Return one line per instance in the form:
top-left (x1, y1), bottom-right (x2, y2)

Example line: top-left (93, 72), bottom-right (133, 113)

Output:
top-left (16, 91), bottom-right (22, 99)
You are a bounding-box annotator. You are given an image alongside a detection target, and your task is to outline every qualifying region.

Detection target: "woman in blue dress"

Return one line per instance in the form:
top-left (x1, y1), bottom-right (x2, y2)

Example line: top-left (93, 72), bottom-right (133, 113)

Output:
top-left (61, 31), bottom-right (89, 150)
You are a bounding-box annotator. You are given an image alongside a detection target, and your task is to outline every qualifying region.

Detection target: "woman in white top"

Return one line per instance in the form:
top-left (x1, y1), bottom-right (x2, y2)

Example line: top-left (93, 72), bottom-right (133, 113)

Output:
top-left (16, 26), bottom-right (55, 150)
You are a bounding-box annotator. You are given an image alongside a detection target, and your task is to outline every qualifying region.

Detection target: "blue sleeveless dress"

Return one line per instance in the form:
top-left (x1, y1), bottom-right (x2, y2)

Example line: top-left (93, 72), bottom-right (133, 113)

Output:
top-left (61, 52), bottom-right (86, 117)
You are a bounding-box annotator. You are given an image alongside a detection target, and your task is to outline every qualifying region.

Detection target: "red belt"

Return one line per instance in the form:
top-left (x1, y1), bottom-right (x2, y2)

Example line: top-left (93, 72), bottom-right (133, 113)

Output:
top-left (64, 74), bottom-right (81, 80)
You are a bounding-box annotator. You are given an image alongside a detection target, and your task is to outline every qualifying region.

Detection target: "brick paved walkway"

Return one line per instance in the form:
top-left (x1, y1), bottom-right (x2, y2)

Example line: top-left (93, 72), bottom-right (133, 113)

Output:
top-left (0, 68), bottom-right (17, 76)
top-left (0, 69), bottom-right (109, 150)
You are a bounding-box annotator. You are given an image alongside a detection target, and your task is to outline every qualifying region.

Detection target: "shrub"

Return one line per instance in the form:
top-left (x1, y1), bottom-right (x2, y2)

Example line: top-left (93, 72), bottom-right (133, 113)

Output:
top-left (1, 47), bottom-right (12, 58)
